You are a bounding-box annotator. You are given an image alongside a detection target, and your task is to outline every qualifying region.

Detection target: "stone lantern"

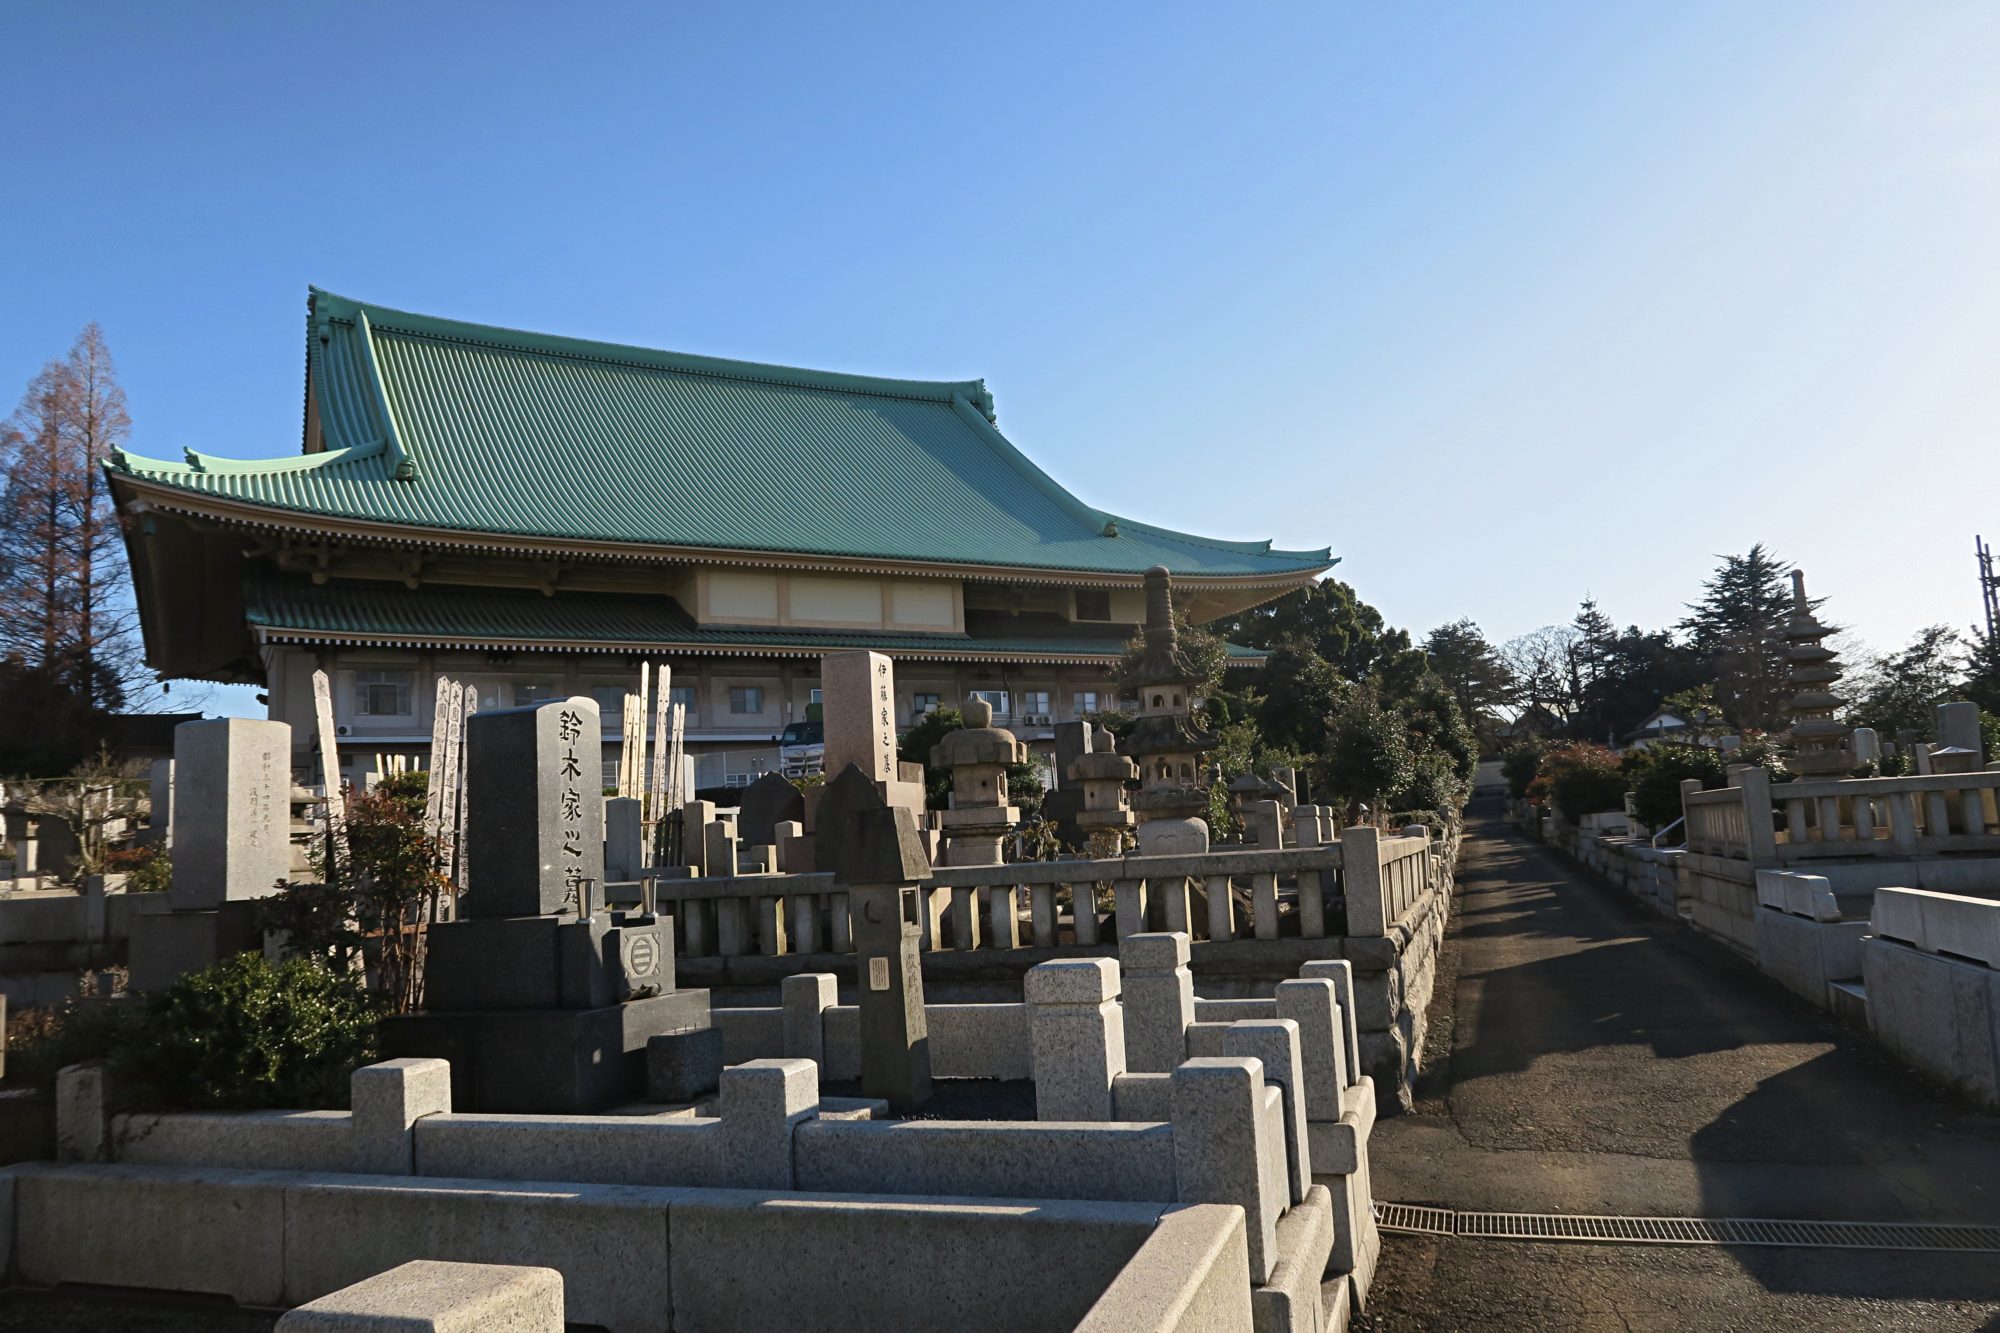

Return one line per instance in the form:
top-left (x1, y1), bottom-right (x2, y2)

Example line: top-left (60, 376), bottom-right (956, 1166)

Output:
top-left (1123, 566), bottom-right (1217, 854)
top-left (930, 696), bottom-right (1028, 867)
top-left (1070, 726), bottom-right (1137, 844)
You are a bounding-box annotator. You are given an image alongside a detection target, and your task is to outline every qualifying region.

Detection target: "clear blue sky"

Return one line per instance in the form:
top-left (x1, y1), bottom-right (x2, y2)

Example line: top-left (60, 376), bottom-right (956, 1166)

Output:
top-left (4, 3), bottom-right (1996, 716)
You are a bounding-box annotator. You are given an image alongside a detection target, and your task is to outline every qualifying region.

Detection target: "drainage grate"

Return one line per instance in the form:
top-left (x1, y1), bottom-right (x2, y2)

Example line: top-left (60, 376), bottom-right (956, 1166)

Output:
top-left (1374, 1204), bottom-right (2000, 1254)
top-left (1374, 1202), bottom-right (1455, 1236)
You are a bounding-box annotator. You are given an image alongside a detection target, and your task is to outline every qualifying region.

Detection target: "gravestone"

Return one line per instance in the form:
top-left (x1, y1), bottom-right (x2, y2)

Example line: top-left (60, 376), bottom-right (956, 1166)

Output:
top-left (147, 759), bottom-right (173, 849)
top-left (169, 718), bottom-right (292, 910)
top-left (1053, 720), bottom-right (1094, 784)
top-left (129, 718), bottom-right (292, 989)
top-left (462, 701), bottom-right (605, 918)
top-left (813, 763), bottom-right (888, 874)
top-left (840, 803), bottom-right (933, 1111)
top-left (822, 651), bottom-right (897, 783)
top-left (1937, 701), bottom-right (1984, 764)
top-left (820, 650), bottom-right (927, 812)
top-left (1044, 720), bottom-right (1094, 848)
top-left (736, 771), bottom-right (806, 848)
top-left (604, 797), bottom-right (644, 883)
top-left (1851, 727), bottom-right (1881, 765)
top-left (383, 697), bottom-right (710, 1113)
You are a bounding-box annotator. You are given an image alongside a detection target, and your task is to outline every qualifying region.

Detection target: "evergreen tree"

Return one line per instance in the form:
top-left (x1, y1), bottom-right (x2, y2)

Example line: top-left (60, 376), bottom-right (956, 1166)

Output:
top-left (1312, 686), bottom-right (1413, 819)
top-left (1964, 630), bottom-right (2000, 716)
top-left (1253, 636), bottom-right (1346, 757)
top-left (1847, 625), bottom-right (1965, 737)
top-left (1209, 578), bottom-right (1427, 692)
top-left (1677, 545), bottom-right (1801, 733)
top-left (1420, 618), bottom-right (1515, 739)
top-left (1563, 598), bottom-right (1617, 738)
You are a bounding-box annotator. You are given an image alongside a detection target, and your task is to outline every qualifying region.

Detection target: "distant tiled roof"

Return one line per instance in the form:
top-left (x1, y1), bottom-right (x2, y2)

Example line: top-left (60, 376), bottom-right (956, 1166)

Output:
top-left (242, 574), bottom-right (1269, 665)
top-left (107, 290), bottom-right (1335, 581)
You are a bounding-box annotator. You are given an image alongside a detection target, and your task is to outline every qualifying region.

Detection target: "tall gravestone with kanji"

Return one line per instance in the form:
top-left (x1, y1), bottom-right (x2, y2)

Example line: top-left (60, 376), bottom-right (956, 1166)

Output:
top-left (820, 650), bottom-right (928, 816)
top-left (382, 696), bottom-right (711, 1113)
top-left (127, 717), bottom-right (294, 991)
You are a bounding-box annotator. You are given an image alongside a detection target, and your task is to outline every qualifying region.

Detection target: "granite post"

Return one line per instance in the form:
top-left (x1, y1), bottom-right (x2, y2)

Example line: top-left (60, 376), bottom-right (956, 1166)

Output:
top-left (1223, 1018), bottom-right (1312, 1203)
top-left (1026, 958), bottom-right (1126, 1121)
top-left (1120, 932), bottom-right (1194, 1073)
top-left (1171, 1057), bottom-right (1282, 1283)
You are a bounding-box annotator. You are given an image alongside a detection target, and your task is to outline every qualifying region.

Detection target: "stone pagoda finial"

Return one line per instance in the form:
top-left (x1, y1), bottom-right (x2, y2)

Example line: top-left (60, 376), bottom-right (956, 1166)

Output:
top-left (1784, 569), bottom-right (1852, 776)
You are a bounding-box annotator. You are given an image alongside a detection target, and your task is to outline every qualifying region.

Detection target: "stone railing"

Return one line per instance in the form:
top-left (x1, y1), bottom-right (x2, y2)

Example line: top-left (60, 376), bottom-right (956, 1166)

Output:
top-left (648, 826), bottom-right (1440, 960)
top-left (1683, 783), bottom-right (1754, 859)
top-left (1682, 768), bottom-right (2000, 864)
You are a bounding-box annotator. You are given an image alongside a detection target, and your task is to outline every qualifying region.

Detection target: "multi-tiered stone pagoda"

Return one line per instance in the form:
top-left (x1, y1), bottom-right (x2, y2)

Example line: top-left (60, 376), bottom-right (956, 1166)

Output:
top-left (1783, 569), bottom-right (1852, 776)
top-left (1123, 567), bottom-right (1217, 853)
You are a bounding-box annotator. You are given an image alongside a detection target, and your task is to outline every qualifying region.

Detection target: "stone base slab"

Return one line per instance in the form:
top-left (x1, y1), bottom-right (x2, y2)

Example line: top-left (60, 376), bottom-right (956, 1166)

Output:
top-left (379, 990), bottom-right (711, 1113)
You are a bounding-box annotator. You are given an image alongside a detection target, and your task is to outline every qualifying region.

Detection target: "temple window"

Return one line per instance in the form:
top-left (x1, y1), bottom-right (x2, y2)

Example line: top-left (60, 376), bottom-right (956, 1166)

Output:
top-left (353, 669), bottom-right (413, 717)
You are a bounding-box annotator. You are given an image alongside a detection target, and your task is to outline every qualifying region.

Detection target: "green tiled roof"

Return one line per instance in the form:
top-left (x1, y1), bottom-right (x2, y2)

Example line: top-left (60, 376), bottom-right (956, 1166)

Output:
top-left (107, 290), bottom-right (1333, 580)
top-left (242, 573), bottom-right (1271, 664)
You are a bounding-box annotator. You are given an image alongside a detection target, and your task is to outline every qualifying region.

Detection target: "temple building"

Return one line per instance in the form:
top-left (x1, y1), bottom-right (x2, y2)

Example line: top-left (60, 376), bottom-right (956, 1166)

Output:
top-left (109, 290), bottom-right (1333, 787)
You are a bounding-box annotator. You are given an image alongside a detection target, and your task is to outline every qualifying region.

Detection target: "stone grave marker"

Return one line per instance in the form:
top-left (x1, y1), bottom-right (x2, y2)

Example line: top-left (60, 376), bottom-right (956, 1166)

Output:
top-left (736, 771), bottom-right (805, 848)
top-left (389, 697), bottom-right (710, 1112)
top-left (822, 650), bottom-right (897, 784)
top-left (840, 803), bottom-right (933, 1111)
top-left (813, 762), bottom-right (886, 874)
top-left (169, 718), bottom-right (292, 910)
top-left (463, 698), bottom-right (606, 918)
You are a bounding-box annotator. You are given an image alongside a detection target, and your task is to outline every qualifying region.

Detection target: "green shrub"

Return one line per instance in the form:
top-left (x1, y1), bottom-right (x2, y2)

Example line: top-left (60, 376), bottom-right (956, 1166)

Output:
top-left (1394, 749), bottom-right (1467, 820)
top-left (1500, 742), bottom-right (1545, 800)
top-left (1622, 744), bottom-right (1729, 830)
top-left (1540, 744), bottom-right (1626, 821)
top-left (121, 954), bottom-right (379, 1109)
top-left (10, 954), bottom-right (380, 1110)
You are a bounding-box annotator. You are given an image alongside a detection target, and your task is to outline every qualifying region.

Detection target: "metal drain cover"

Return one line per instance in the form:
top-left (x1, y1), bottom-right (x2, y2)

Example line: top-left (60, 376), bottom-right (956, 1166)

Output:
top-left (1375, 1203), bottom-right (2000, 1254)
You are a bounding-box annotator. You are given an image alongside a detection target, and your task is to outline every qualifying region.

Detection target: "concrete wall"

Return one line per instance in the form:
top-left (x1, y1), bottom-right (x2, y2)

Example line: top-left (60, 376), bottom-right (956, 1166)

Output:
top-left (1752, 908), bottom-right (1867, 1010)
top-left (1862, 936), bottom-right (2000, 1110)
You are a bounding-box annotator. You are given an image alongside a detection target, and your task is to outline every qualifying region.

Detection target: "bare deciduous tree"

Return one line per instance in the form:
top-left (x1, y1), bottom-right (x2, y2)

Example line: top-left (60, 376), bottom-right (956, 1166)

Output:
top-left (0, 324), bottom-right (146, 714)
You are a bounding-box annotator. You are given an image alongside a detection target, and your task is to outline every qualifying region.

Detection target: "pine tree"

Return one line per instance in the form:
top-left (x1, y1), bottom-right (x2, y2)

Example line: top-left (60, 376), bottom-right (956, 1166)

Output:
top-left (1420, 618), bottom-right (1515, 736)
top-left (1566, 597), bottom-right (1618, 739)
top-left (1677, 545), bottom-right (1802, 733)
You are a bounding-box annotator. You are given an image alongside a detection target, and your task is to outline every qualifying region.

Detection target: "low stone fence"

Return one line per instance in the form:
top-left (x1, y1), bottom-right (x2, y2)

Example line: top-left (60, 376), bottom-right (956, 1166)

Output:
top-left (1864, 887), bottom-right (2000, 1110)
top-left (37, 931), bottom-right (1388, 1330)
top-left (37, 1017), bottom-right (1369, 1333)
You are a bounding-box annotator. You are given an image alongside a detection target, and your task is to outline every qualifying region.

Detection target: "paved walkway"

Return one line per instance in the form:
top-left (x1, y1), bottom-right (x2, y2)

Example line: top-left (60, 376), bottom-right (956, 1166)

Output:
top-left (1356, 809), bottom-right (2000, 1331)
